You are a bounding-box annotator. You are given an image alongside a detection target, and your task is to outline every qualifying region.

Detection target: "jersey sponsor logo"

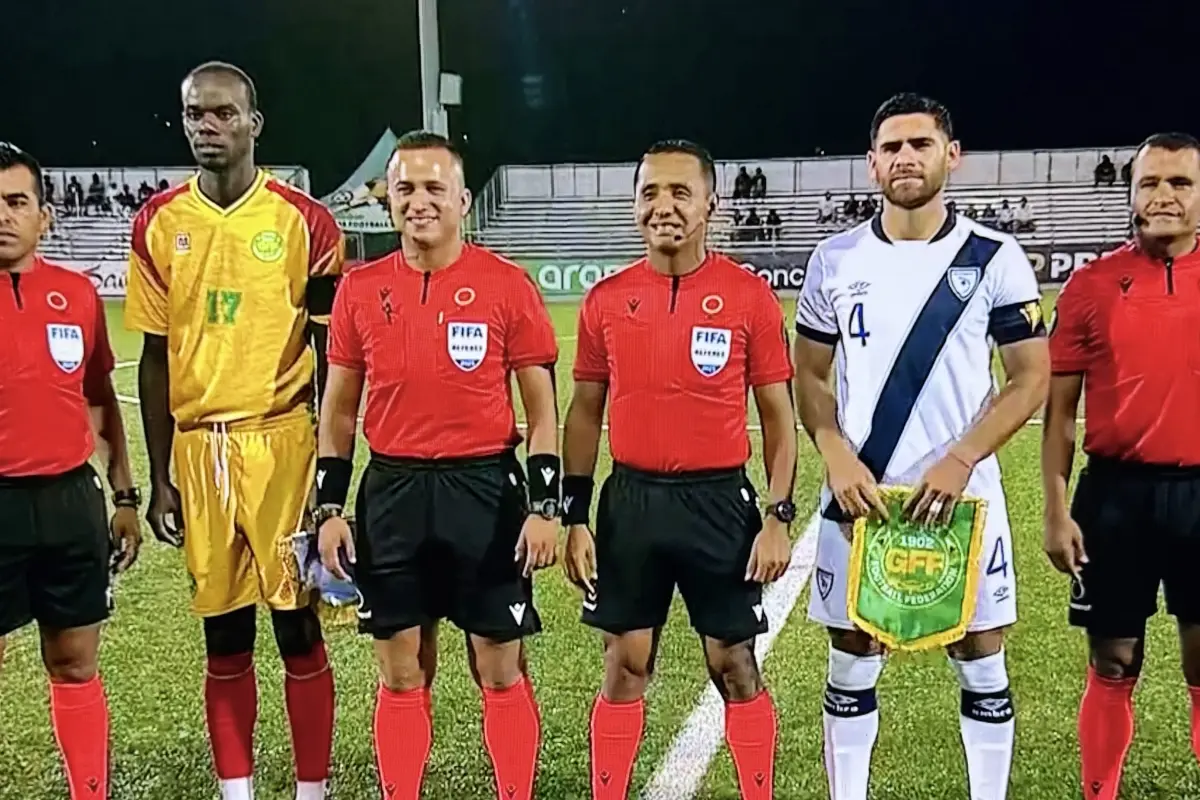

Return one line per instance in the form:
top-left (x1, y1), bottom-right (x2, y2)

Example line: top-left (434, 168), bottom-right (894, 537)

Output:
top-left (690, 326), bottom-right (731, 376)
top-left (46, 291), bottom-right (68, 311)
top-left (46, 324), bottom-right (85, 373)
top-left (947, 266), bottom-right (981, 301)
top-left (453, 286), bottom-right (476, 307)
top-left (447, 322), bottom-right (488, 371)
top-left (175, 232), bottom-right (191, 254)
top-left (626, 297), bottom-right (641, 316)
top-left (508, 602), bottom-right (527, 625)
top-left (250, 230), bottom-right (285, 263)
top-left (816, 567), bottom-right (834, 600)
top-left (849, 280), bottom-right (870, 298)
top-left (1019, 300), bottom-right (1043, 331)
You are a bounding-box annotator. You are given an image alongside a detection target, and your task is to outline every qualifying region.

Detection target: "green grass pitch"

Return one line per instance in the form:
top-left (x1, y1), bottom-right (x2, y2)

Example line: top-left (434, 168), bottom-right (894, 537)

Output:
top-left (1, 292), bottom-right (1198, 799)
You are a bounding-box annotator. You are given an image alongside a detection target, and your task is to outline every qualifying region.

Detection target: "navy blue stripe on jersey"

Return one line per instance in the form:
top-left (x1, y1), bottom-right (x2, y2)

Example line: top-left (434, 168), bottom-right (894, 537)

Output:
top-left (823, 233), bottom-right (1003, 522)
top-left (988, 301), bottom-right (1047, 345)
top-left (796, 322), bottom-right (839, 345)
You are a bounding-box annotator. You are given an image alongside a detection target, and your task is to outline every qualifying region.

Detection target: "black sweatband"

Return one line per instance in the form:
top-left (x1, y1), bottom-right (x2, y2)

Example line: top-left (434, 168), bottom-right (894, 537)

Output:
top-left (316, 457), bottom-right (352, 507)
top-left (562, 474), bottom-right (594, 525)
top-left (526, 453), bottom-right (561, 505)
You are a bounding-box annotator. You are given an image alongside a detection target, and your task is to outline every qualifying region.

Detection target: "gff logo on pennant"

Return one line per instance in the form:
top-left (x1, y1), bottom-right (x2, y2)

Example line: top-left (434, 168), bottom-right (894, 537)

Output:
top-left (447, 322), bottom-right (488, 371)
top-left (690, 326), bottom-right (731, 377)
top-left (46, 324), bottom-right (85, 373)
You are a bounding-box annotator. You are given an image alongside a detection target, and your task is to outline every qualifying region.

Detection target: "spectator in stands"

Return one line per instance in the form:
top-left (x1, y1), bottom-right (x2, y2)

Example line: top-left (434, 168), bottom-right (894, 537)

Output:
top-left (1121, 158), bottom-right (1133, 186)
top-left (859, 195), bottom-right (877, 222)
top-left (1014, 197), bottom-right (1036, 232)
top-left (751, 167), bottom-right (767, 199)
top-left (817, 192), bottom-right (836, 224)
top-left (998, 199), bottom-right (1014, 231)
top-left (42, 175), bottom-right (56, 207)
top-left (137, 181), bottom-right (153, 205)
top-left (84, 173), bottom-right (106, 215)
top-left (980, 203), bottom-right (998, 226)
top-left (765, 208), bottom-right (782, 243)
top-left (156, 178), bottom-right (169, 192)
top-left (733, 166), bottom-right (751, 200)
top-left (65, 176), bottom-right (83, 215)
top-left (1094, 155), bottom-right (1117, 187)
top-left (116, 184), bottom-right (137, 213)
top-left (842, 194), bottom-right (860, 222)
top-left (745, 207), bottom-right (763, 241)
top-left (963, 204), bottom-right (979, 220)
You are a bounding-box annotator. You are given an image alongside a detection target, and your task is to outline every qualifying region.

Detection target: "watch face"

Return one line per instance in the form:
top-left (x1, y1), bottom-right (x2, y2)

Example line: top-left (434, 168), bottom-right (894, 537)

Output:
top-left (535, 499), bottom-right (559, 518)
top-left (772, 501), bottom-right (797, 523)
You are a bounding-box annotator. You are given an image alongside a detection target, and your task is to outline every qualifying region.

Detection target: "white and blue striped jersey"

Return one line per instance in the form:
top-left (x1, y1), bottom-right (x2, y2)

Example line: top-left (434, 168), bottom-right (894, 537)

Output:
top-left (795, 214), bottom-right (1044, 521)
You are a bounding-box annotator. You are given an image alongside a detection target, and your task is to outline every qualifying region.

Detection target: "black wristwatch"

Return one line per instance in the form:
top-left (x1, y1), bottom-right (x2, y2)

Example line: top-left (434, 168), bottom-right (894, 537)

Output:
top-left (764, 499), bottom-right (797, 524)
top-left (312, 503), bottom-right (344, 531)
top-left (529, 498), bottom-right (560, 521)
top-left (113, 488), bottom-right (141, 509)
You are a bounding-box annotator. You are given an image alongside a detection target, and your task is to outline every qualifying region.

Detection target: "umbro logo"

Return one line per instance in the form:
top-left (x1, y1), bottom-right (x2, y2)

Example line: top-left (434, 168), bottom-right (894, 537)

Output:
top-left (509, 602), bottom-right (527, 625)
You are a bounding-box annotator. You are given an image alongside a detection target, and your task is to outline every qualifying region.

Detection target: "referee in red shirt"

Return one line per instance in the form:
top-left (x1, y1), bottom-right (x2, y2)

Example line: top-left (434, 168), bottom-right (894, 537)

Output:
top-left (562, 140), bottom-right (796, 800)
top-left (0, 143), bottom-right (141, 800)
top-left (316, 131), bottom-right (559, 800)
top-left (1043, 132), bottom-right (1200, 800)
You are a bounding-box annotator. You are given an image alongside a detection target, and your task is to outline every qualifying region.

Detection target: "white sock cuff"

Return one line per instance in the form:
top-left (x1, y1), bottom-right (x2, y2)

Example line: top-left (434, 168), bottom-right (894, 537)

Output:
top-left (949, 648), bottom-right (1009, 694)
top-left (827, 646), bottom-right (885, 692)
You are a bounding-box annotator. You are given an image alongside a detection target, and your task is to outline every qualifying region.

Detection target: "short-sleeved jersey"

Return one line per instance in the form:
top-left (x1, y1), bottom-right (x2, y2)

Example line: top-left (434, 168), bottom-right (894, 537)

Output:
top-left (328, 244), bottom-right (557, 459)
top-left (0, 258), bottom-right (115, 476)
top-left (795, 215), bottom-right (1044, 518)
top-left (1050, 241), bottom-right (1200, 465)
top-left (575, 253), bottom-right (793, 473)
top-left (125, 171), bottom-right (344, 428)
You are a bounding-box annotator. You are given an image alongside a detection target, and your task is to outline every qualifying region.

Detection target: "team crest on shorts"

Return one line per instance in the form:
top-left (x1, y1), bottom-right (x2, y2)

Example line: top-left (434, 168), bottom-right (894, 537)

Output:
top-left (690, 326), bottom-right (731, 377)
top-left (948, 267), bottom-right (981, 301)
top-left (46, 324), bottom-right (84, 373)
top-left (447, 322), bottom-right (488, 371)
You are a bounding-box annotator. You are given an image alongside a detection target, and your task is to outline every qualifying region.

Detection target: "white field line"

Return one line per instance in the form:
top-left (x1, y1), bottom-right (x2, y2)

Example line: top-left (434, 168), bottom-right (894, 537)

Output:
top-left (641, 513), bottom-right (821, 800)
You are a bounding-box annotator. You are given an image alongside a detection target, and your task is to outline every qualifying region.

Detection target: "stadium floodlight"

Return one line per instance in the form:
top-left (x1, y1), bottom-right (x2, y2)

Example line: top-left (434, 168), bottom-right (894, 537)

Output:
top-left (418, 0), bottom-right (450, 136)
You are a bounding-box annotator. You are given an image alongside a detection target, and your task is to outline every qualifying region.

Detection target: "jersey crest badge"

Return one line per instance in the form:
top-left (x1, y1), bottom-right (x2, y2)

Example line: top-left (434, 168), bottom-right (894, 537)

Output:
top-left (447, 322), bottom-right (488, 371)
top-left (250, 230), bottom-right (285, 263)
top-left (46, 324), bottom-right (85, 373)
top-left (691, 326), bottom-right (731, 377)
top-left (947, 267), bottom-right (981, 301)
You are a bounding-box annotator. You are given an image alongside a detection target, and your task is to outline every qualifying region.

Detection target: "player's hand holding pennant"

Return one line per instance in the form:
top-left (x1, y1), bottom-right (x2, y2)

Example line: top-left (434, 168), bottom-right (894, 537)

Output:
top-left (847, 485), bottom-right (988, 651)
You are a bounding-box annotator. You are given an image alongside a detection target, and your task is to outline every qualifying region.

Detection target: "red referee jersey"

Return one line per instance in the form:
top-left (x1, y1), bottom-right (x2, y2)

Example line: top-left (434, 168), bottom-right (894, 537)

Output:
top-left (0, 257), bottom-right (115, 477)
top-left (328, 244), bottom-right (558, 459)
top-left (1050, 240), bottom-right (1200, 466)
top-left (574, 253), bottom-right (794, 473)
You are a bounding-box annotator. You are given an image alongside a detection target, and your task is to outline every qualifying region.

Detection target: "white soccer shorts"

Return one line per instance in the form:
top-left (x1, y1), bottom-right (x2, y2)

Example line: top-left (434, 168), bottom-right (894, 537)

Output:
top-left (807, 490), bottom-right (1018, 634)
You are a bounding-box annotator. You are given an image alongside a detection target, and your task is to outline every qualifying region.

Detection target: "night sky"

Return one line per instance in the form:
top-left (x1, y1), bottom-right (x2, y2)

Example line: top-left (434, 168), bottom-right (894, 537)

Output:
top-left (5, 0), bottom-right (1197, 194)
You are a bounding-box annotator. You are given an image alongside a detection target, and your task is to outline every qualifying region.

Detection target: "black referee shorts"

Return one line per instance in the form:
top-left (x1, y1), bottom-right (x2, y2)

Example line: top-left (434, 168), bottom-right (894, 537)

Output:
top-left (582, 463), bottom-right (768, 643)
top-left (1069, 456), bottom-right (1200, 638)
top-left (353, 449), bottom-right (540, 642)
top-left (0, 463), bottom-right (112, 637)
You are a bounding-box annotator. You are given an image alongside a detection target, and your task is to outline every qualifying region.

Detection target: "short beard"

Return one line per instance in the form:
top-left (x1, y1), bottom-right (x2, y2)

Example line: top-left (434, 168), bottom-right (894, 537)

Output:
top-left (881, 177), bottom-right (943, 211)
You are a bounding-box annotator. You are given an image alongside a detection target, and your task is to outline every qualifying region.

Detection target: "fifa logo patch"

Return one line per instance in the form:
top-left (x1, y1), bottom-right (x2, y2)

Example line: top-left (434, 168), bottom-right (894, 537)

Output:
top-left (46, 324), bottom-right (85, 373)
top-left (690, 326), bottom-right (731, 377)
top-left (447, 322), bottom-right (488, 371)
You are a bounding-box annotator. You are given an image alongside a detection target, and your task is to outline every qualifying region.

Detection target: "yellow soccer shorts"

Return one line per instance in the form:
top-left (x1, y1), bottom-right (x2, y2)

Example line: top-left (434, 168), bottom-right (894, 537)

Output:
top-left (173, 412), bottom-right (316, 617)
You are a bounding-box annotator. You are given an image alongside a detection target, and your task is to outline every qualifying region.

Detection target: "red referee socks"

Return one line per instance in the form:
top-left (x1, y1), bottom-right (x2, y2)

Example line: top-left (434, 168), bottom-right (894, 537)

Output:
top-left (50, 675), bottom-right (110, 800)
top-left (205, 651), bottom-right (258, 781)
top-left (725, 690), bottom-right (778, 799)
top-left (482, 676), bottom-right (542, 800)
top-left (283, 642), bottom-right (335, 784)
top-left (590, 695), bottom-right (645, 799)
top-left (1078, 667), bottom-right (1136, 800)
top-left (374, 684), bottom-right (433, 800)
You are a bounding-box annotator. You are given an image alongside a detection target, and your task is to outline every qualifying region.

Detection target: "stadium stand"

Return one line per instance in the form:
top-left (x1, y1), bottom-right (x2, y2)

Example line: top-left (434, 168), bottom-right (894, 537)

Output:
top-left (41, 214), bottom-right (131, 261)
top-left (473, 182), bottom-right (1133, 260)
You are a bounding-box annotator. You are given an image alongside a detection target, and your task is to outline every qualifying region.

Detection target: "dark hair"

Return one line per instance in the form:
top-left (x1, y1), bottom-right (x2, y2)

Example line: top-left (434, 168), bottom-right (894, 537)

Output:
top-left (635, 139), bottom-right (717, 191)
top-left (395, 130), bottom-right (463, 164)
top-left (0, 142), bottom-right (44, 205)
top-left (185, 61), bottom-right (259, 111)
top-left (870, 92), bottom-right (954, 145)
top-left (1136, 131), bottom-right (1200, 160)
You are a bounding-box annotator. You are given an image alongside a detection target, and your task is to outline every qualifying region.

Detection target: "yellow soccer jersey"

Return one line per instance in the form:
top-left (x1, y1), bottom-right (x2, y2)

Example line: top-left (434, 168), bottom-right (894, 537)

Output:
top-left (125, 170), bottom-right (344, 427)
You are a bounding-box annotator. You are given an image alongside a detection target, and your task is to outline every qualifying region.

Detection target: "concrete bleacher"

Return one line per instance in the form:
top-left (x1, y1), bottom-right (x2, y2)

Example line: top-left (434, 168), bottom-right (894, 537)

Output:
top-left (473, 182), bottom-right (1133, 261)
top-left (40, 214), bottom-right (132, 262)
